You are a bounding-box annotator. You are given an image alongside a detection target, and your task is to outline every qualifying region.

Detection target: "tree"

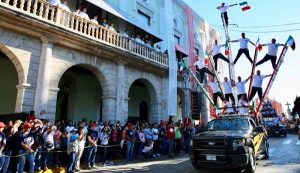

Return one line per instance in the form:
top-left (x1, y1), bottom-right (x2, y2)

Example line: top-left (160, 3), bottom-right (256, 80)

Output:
top-left (292, 96), bottom-right (300, 120)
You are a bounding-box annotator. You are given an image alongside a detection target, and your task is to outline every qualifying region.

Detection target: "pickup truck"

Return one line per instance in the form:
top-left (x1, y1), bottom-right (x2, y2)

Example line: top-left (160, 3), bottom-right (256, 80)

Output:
top-left (190, 115), bottom-right (269, 173)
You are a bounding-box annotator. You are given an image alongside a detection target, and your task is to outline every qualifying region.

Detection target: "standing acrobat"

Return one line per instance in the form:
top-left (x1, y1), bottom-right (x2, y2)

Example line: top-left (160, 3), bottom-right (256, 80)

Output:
top-left (210, 40), bottom-right (230, 71)
top-left (217, 2), bottom-right (237, 26)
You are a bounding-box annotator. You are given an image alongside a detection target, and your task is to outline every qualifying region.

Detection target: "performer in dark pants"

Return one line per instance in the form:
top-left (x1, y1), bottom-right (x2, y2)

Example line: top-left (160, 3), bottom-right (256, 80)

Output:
top-left (256, 38), bottom-right (285, 70)
top-left (217, 2), bottom-right (237, 26)
top-left (210, 40), bottom-right (230, 71)
top-left (248, 70), bottom-right (272, 101)
top-left (193, 56), bottom-right (214, 83)
top-left (208, 80), bottom-right (225, 107)
top-left (230, 33), bottom-right (256, 65)
top-left (221, 77), bottom-right (236, 111)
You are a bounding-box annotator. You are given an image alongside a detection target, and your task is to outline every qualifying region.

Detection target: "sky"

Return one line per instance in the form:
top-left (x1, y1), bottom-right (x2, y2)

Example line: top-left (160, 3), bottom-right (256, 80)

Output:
top-left (184, 0), bottom-right (300, 113)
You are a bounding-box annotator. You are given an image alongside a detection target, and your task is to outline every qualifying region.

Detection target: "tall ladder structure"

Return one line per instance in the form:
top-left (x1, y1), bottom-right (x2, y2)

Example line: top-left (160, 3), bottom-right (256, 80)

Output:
top-left (221, 14), bottom-right (237, 105)
top-left (255, 43), bottom-right (290, 116)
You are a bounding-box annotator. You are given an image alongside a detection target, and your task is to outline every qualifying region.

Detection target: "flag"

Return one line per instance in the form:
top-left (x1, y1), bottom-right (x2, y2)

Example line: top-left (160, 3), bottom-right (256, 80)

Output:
top-left (224, 41), bottom-right (229, 55)
top-left (287, 35), bottom-right (296, 50)
top-left (256, 38), bottom-right (263, 51)
top-left (179, 61), bottom-right (187, 71)
top-left (239, 1), bottom-right (251, 11)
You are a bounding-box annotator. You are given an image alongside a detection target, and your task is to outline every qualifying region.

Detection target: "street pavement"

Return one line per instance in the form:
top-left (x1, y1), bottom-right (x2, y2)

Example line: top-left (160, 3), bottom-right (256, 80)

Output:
top-left (82, 134), bottom-right (300, 173)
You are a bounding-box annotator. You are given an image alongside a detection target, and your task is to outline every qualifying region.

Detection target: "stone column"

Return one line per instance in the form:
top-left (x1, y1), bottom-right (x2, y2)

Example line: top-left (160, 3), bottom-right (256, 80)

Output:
top-left (15, 83), bottom-right (35, 113)
top-left (33, 38), bottom-right (53, 119)
top-left (102, 96), bottom-right (117, 123)
top-left (115, 60), bottom-right (125, 122)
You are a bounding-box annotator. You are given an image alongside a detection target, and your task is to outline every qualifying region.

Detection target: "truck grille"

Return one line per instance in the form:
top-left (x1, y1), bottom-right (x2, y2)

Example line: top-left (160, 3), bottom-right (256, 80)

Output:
top-left (194, 139), bottom-right (226, 150)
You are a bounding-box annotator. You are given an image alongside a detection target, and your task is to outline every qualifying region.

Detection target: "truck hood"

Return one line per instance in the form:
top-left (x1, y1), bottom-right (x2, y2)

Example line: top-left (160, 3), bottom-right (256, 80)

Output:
top-left (194, 130), bottom-right (249, 139)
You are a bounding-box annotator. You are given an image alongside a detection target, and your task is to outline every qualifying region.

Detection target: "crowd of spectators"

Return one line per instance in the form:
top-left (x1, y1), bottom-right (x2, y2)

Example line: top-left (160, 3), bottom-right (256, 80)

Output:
top-left (0, 111), bottom-right (204, 173)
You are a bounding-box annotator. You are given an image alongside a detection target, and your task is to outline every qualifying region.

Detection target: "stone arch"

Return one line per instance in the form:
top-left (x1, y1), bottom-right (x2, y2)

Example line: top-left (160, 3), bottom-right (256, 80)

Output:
top-left (0, 45), bottom-right (26, 85)
top-left (126, 77), bottom-right (159, 122)
top-left (55, 64), bottom-right (105, 122)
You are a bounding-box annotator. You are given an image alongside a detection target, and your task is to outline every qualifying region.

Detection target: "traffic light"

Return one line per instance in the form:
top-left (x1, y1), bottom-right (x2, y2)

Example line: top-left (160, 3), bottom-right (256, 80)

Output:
top-left (191, 91), bottom-right (201, 120)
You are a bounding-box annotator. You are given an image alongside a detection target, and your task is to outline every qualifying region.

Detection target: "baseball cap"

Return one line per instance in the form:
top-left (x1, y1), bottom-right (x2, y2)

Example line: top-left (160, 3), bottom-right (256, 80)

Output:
top-left (23, 122), bottom-right (32, 129)
top-left (0, 122), bottom-right (6, 128)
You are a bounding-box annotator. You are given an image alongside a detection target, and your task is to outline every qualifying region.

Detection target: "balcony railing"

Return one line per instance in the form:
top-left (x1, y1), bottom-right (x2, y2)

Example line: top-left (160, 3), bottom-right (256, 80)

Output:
top-left (0, 0), bottom-right (168, 67)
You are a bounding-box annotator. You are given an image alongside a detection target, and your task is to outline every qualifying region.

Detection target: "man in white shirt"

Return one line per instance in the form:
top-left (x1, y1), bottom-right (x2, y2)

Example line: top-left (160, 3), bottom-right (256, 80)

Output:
top-left (59, 0), bottom-right (70, 12)
top-left (224, 100), bottom-right (234, 114)
top-left (193, 56), bottom-right (214, 83)
top-left (238, 95), bottom-right (248, 114)
top-left (79, 8), bottom-right (90, 20)
top-left (210, 40), bottom-right (230, 71)
top-left (249, 70), bottom-right (272, 101)
top-left (221, 77), bottom-right (236, 107)
top-left (235, 76), bottom-right (250, 101)
top-left (216, 2), bottom-right (237, 26)
top-left (230, 33), bottom-right (256, 65)
top-left (208, 79), bottom-right (225, 107)
top-left (256, 38), bottom-right (285, 69)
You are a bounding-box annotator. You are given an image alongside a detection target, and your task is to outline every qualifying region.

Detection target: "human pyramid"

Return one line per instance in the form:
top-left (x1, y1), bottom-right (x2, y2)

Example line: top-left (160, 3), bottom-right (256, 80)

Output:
top-left (192, 2), bottom-right (295, 115)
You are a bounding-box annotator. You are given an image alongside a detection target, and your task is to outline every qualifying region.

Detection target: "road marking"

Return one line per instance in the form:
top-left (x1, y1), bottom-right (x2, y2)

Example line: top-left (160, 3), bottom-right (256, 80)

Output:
top-left (296, 141), bottom-right (300, 145)
top-left (283, 139), bottom-right (292, 144)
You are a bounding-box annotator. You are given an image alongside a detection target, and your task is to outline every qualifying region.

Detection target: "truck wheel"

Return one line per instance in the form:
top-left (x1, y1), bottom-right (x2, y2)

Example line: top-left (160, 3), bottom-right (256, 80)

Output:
top-left (262, 140), bottom-right (269, 159)
top-left (191, 160), bottom-right (202, 169)
top-left (244, 148), bottom-right (256, 173)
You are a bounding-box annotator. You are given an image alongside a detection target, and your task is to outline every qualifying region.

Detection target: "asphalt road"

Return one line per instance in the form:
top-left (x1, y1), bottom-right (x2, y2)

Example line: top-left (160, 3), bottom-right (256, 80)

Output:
top-left (82, 134), bottom-right (300, 173)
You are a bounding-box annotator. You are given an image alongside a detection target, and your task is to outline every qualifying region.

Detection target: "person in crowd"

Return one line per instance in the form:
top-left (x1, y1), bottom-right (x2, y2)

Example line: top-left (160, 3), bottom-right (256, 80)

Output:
top-left (79, 8), bottom-right (90, 20)
top-left (102, 19), bottom-right (108, 28)
top-left (0, 122), bottom-right (6, 171)
top-left (126, 123), bottom-right (135, 162)
top-left (66, 127), bottom-right (78, 173)
top-left (248, 70), bottom-right (272, 101)
top-left (108, 23), bottom-right (116, 32)
top-left (74, 126), bottom-right (85, 171)
top-left (230, 33), bottom-right (256, 65)
top-left (18, 123), bottom-right (35, 173)
top-left (183, 123), bottom-right (192, 154)
top-left (210, 40), bottom-right (230, 71)
top-left (256, 38), bottom-right (286, 70)
top-left (59, 0), bottom-right (71, 12)
top-left (138, 127), bottom-right (145, 159)
top-left (41, 126), bottom-right (55, 171)
top-left (27, 110), bottom-right (36, 122)
top-left (166, 122), bottom-right (175, 158)
top-left (151, 123), bottom-right (160, 157)
top-left (2, 125), bottom-right (13, 172)
top-left (86, 122), bottom-right (98, 169)
top-left (174, 122), bottom-right (182, 155)
top-left (122, 30), bottom-right (129, 38)
top-left (72, 8), bottom-right (80, 17)
top-left (135, 35), bottom-right (144, 44)
top-left (53, 125), bottom-right (62, 168)
top-left (100, 126), bottom-right (112, 166)
top-left (159, 121), bottom-right (168, 155)
top-left (91, 15), bottom-right (99, 25)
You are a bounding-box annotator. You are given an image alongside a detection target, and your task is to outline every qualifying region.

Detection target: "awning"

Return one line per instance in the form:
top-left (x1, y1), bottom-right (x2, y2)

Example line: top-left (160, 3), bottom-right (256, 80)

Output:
top-left (175, 44), bottom-right (189, 57)
top-left (86, 0), bottom-right (162, 42)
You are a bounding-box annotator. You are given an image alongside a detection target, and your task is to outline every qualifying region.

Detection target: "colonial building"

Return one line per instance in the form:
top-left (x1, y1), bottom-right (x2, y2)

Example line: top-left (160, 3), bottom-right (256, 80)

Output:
top-left (0, 0), bottom-right (219, 124)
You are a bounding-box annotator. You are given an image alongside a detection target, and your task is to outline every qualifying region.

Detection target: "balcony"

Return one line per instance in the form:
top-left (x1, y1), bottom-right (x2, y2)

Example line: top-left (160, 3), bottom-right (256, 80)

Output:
top-left (0, 0), bottom-right (168, 68)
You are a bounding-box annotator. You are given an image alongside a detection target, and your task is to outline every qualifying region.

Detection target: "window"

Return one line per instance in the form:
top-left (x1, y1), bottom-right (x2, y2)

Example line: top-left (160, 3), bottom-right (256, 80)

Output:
top-left (138, 10), bottom-right (151, 26)
top-left (195, 48), bottom-right (199, 56)
top-left (174, 35), bottom-right (180, 44)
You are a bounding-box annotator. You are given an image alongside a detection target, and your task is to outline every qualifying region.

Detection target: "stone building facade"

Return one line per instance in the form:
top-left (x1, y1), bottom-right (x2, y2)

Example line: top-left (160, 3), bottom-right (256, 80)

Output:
top-left (0, 0), bottom-right (219, 124)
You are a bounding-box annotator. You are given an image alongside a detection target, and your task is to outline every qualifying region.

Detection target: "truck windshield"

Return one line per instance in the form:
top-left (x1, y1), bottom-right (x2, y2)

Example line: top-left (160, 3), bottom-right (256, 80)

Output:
top-left (207, 119), bottom-right (249, 131)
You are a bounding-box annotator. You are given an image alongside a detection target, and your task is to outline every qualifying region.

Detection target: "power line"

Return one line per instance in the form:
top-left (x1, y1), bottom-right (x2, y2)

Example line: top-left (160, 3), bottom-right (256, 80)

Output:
top-left (212, 25), bottom-right (300, 33)
top-left (211, 21), bottom-right (300, 29)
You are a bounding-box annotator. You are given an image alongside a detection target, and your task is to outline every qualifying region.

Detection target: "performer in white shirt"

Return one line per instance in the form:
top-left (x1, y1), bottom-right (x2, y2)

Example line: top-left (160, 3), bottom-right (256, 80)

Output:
top-left (248, 70), bottom-right (272, 101)
top-left (221, 77), bottom-right (236, 107)
top-left (208, 79), bottom-right (225, 107)
top-left (230, 33), bottom-right (256, 65)
top-left (256, 38), bottom-right (285, 69)
top-left (193, 56), bottom-right (214, 83)
top-left (210, 40), bottom-right (230, 71)
top-left (216, 2), bottom-right (237, 26)
top-left (238, 95), bottom-right (248, 114)
top-left (235, 76), bottom-right (250, 101)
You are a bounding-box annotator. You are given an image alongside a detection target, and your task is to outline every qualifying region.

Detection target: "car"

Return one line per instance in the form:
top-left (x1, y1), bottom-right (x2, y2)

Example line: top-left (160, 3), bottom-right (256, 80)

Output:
top-left (190, 115), bottom-right (269, 173)
top-left (265, 123), bottom-right (287, 137)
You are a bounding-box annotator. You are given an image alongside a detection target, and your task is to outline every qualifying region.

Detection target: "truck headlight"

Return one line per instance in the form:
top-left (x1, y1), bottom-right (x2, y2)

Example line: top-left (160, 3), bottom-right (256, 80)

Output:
top-left (233, 139), bottom-right (245, 148)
